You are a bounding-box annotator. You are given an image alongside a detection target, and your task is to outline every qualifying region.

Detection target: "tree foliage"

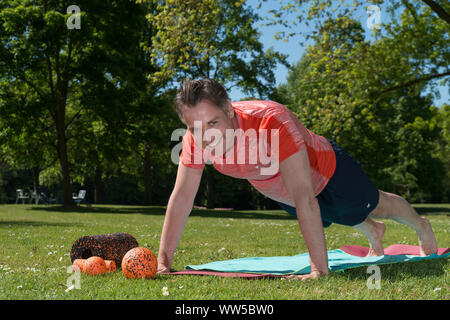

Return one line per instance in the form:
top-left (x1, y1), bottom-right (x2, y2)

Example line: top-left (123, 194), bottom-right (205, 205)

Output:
top-left (263, 0), bottom-right (449, 98)
top-left (275, 11), bottom-right (447, 201)
top-left (1, 0), bottom-right (448, 205)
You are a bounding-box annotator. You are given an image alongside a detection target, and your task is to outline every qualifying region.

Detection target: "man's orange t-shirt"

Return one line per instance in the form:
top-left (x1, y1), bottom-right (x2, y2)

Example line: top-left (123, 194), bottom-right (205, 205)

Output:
top-left (179, 100), bottom-right (336, 207)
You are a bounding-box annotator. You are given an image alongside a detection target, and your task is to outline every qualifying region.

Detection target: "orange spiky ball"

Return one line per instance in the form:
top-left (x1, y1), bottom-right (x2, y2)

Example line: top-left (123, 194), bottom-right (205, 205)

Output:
top-left (85, 256), bottom-right (107, 276)
top-left (72, 259), bottom-right (86, 273)
top-left (121, 247), bottom-right (157, 279)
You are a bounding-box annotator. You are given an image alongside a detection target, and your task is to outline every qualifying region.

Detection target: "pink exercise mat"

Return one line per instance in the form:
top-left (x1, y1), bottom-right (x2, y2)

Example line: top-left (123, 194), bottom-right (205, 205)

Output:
top-left (340, 244), bottom-right (450, 257)
top-left (169, 269), bottom-right (285, 279)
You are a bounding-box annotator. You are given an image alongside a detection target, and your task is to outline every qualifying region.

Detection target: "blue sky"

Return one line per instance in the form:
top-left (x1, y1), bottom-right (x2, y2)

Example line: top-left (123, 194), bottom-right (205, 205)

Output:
top-left (229, 0), bottom-right (449, 107)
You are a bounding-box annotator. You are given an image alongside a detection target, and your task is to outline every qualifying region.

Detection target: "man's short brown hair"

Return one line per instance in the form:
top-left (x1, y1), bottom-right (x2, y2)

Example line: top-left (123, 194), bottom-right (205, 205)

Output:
top-left (173, 78), bottom-right (230, 121)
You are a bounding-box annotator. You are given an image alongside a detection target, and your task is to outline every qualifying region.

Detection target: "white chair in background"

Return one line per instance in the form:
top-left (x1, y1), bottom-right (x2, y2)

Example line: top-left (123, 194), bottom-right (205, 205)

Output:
top-left (72, 190), bottom-right (86, 205)
top-left (15, 189), bottom-right (29, 204)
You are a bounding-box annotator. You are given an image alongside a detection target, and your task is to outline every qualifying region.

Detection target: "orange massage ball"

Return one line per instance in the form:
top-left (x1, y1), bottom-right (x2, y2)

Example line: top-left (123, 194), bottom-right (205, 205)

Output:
top-left (105, 260), bottom-right (116, 273)
top-left (72, 259), bottom-right (86, 273)
top-left (122, 247), bottom-right (157, 279)
top-left (84, 256), bottom-right (107, 276)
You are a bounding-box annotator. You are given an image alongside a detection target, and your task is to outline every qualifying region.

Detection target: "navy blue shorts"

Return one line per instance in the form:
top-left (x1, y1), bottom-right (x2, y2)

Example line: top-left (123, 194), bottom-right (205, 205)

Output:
top-left (277, 139), bottom-right (379, 228)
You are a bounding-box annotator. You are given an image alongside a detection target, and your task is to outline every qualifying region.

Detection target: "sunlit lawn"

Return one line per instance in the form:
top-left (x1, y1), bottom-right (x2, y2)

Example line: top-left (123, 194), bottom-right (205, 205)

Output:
top-left (0, 203), bottom-right (448, 300)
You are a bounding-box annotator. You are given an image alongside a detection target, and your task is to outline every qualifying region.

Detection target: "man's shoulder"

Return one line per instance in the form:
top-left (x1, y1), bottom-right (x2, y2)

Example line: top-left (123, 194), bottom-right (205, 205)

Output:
top-left (232, 100), bottom-right (289, 119)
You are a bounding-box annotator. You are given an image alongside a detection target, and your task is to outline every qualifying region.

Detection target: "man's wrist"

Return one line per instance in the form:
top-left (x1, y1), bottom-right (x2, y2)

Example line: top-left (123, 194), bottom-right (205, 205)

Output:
top-left (310, 264), bottom-right (329, 274)
top-left (157, 264), bottom-right (171, 273)
top-left (311, 268), bottom-right (329, 275)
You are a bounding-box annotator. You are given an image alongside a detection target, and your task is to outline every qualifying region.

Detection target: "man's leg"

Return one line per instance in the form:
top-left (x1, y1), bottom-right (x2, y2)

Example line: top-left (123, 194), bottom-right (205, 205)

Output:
top-left (358, 190), bottom-right (437, 256)
top-left (353, 218), bottom-right (386, 256)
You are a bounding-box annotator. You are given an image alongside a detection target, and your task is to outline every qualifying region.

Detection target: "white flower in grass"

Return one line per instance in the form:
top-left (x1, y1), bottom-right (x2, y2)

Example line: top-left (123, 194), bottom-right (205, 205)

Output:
top-left (162, 286), bottom-right (169, 296)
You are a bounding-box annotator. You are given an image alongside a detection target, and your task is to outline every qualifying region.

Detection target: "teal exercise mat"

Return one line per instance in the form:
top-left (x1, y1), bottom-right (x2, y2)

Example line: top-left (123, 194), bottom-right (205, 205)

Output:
top-left (169, 244), bottom-right (449, 278)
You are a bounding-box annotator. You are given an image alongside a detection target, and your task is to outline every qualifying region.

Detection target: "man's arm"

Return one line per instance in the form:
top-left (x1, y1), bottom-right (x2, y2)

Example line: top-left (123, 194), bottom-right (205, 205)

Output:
top-left (279, 148), bottom-right (329, 278)
top-left (157, 162), bottom-right (203, 273)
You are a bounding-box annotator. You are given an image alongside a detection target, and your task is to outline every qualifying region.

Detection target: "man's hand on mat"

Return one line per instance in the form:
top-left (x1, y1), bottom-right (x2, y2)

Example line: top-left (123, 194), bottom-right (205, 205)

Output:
top-left (287, 270), bottom-right (329, 280)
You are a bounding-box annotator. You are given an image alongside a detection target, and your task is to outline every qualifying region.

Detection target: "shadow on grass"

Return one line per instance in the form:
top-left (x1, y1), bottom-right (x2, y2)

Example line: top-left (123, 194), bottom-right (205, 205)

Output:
top-left (28, 205), bottom-right (296, 220)
top-left (414, 206), bottom-right (450, 215)
top-left (29, 205), bottom-right (166, 215)
top-left (335, 258), bottom-right (449, 282)
top-left (0, 220), bottom-right (83, 228)
top-left (26, 203), bottom-right (450, 220)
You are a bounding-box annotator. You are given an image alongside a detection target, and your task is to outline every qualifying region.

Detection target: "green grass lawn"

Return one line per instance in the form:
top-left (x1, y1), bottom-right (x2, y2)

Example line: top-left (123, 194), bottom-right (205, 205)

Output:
top-left (0, 204), bottom-right (448, 300)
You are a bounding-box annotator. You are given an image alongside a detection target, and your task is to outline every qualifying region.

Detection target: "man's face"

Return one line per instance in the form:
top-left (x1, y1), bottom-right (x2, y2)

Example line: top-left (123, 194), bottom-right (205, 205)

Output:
top-left (181, 99), bottom-right (237, 156)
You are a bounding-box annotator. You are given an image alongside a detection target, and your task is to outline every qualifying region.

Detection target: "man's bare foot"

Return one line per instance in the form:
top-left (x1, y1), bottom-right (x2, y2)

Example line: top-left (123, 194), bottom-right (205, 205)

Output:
top-left (366, 221), bottom-right (386, 257)
top-left (417, 218), bottom-right (438, 256)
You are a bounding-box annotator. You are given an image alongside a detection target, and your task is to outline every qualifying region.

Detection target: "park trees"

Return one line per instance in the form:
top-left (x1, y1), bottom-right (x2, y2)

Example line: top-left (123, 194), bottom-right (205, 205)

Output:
top-left (433, 105), bottom-right (450, 202)
top-left (0, 0), bottom-right (287, 207)
top-left (264, 0), bottom-right (449, 99)
top-left (140, 0), bottom-right (288, 208)
top-left (273, 2), bottom-right (448, 201)
top-left (0, 0), bottom-right (148, 205)
top-left (1, 0), bottom-right (447, 206)
top-left (0, 77), bottom-right (55, 202)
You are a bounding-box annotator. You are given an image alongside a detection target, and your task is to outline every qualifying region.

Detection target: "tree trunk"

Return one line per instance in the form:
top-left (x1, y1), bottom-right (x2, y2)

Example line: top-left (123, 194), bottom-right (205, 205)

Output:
top-left (55, 108), bottom-right (74, 206)
top-left (94, 166), bottom-right (102, 204)
top-left (31, 166), bottom-right (40, 204)
top-left (57, 141), bottom-right (73, 206)
top-left (143, 143), bottom-right (152, 206)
